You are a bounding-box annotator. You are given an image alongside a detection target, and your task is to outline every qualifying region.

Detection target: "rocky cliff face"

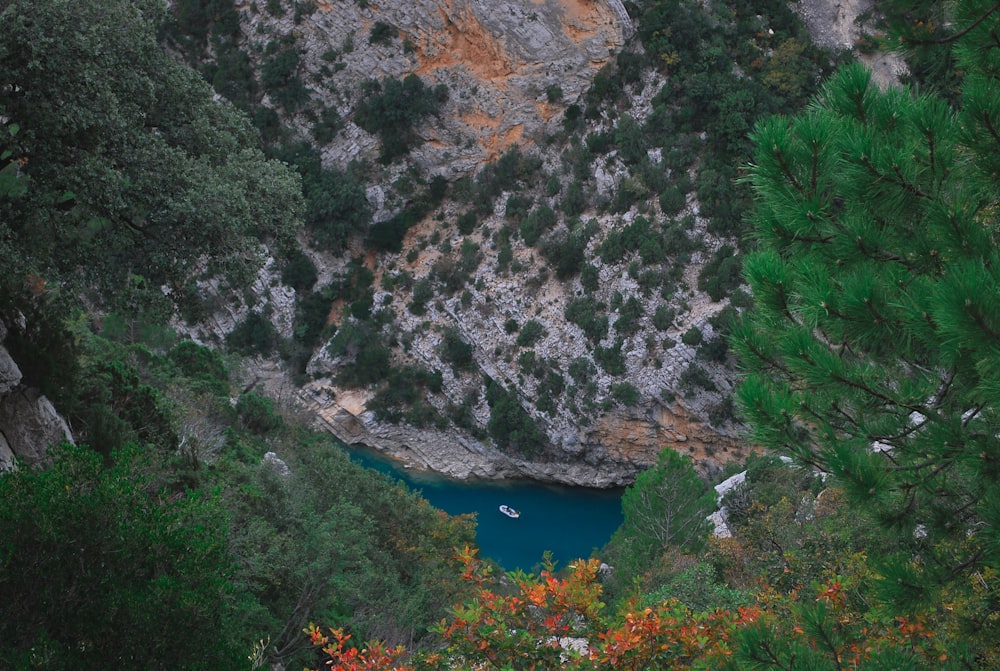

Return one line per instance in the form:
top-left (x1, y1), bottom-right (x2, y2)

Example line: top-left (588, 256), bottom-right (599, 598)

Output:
top-left (179, 0), bottom-right (878, 487)
top-left (0, 320), bottom-right (74, 471)
top-left (243, 0), bottom-right (630, 177)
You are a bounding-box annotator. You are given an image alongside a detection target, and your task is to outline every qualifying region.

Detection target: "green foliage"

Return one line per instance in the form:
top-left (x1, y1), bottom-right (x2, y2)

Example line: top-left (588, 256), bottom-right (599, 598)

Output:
top-left (355, 75), bottom-right (446, 162)
top-left (565, 296), bottom-right (608, 343)
top-left (613, 296), bottom-right (643, 335)
top-left (536, 370), bottom-right (565, 414)
top-left (282, 248), bottom-right (319, 292)
top-left (294, 284), bottom-right (337, 349)
top-left (470, 146), bottom-right (543, 215)
top-left (516, 319), bottom-right (545, 347)
top-left (261, 43), bottom-right (310, 111)
top-left (519, 205), bottom-right (557, 247)
top-left (275, 143), bottom-right (370, 252)
top-left (505, 193), bottom-right (532, 221)
top-left (0, 0), bottom-right (304, 311)
top-left (681, 326), bottom-right (703, 346)
top-left (228, 432), bottom-right (477, 667)
top-left (652, 305), bottom-right (676, 330)
top-left (610, 381), bottom-right (641, 406)
top-left (456, 211), bottom-right (477, 234)
top-left (368, 21), bottom-right (396, 45)
top-left (485, 380), bottom-right (548, 457)
top-left (568, 357), bottom-right (596, 384)
top-left (169, 340), bottom-right (230, 397)
top-left (735, 33), bottom-right (1000, 649)
top-left (227, 311), bottom-right (279, 356)
top-left (368, 196), bottom-right (436, 252)
top-left (643, 562), bottom-right (751, 613)
top-left (605, 448), bottom-right (714, 590)
top-left (236, 391), bottom-right (284, 434)
top-left (679, 362), bottom-right (715, 394)
top-left (697, 244), bottom-right (742, 301)
top-left (595, 340), bottom-right (626, 375)
top-left (539, 225), bottom-right (592, 279)
top-left (580, 264), bottom-right (600, 293)
top-left (0, 445), bottom-right (240, 670)
top-left (368, 365), bottom-right (443, 424)
top-left (311, 105), bottom-right (343, 144)
top-left (327, 320), bottom-right (391, 386)
top-left (409, 278), bottom-right (434, 315)
top-left (658, 185), bottom-right (686, 215)
top-left (440, 327), bottom-right (474, 373)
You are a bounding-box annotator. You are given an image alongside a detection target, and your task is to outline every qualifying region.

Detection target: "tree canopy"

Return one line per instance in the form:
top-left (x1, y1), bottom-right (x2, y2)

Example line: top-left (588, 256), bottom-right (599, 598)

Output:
top-left (0, 0), bottom-right (303, 314)
top-left (732, 0), bottom-right (1000, 656)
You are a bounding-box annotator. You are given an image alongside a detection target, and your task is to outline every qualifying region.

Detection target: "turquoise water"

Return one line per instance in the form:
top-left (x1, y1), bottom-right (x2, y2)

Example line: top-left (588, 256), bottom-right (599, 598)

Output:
top-left (346, 445), bottom-right (624, 572)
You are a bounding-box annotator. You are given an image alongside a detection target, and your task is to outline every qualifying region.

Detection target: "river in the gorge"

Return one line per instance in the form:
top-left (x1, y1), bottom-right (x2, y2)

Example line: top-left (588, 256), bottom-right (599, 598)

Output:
top-left (345, 444), bottom-right (625, 572)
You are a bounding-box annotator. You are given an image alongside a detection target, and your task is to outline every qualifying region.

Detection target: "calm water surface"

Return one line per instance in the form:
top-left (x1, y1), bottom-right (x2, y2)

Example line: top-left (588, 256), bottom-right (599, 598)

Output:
top-left (346, 444), bottom-right (624, 572)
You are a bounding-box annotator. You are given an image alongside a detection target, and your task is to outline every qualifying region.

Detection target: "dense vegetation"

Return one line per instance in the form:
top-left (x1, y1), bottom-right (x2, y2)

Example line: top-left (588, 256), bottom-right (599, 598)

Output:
top-left (3, 0), bottom-right (1000, 669)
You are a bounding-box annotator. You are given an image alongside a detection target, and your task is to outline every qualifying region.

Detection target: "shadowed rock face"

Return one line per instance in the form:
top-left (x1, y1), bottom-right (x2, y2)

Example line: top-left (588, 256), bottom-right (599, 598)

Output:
top-left (254, 0), bottom-right (629, 175)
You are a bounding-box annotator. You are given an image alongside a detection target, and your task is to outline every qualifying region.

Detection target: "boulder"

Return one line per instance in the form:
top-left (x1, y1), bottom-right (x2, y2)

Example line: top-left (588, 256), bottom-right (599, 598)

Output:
top-left (0, 387), bottom-right (74, 467)
top-left (0, 344), bottom-right (21, 395)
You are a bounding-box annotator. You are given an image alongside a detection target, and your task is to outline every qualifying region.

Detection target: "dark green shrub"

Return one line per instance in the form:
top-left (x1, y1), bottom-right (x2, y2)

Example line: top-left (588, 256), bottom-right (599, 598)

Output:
top-left (580, 264), bottom-right (599, 293)
top-left (281, 249), bottom-right (318, 292)
top-left (565, 297), bottom-right (608, 342)
top-left (505, 194), bottom-right (531, 220)
top-left (697, 245), bottom-right (743, 301)
top-left (659, 186), bottom-right (686, 214)
top-left (517, 350), bottom-right (539, 375)
top-left (697, 336), bottom-right (730, 363)
top-left (227, 312), bottom-right (279, 356)
top-left (261, 46), bottom-right (309, 111)
top-left (614, 296), bottom-right (643, 336)
top-left (679, 363), bottom-right (716, 394)
top-left (561, 180), bottom-right (586, 217)
top-left (295, 288), bottom-right (335, 348)
top-left (457, 211), bottom-right (477, 234)
top-left (519, 206), bottom-right (557, 247)
top-left (516, 319), bottom-right (545, 347)
top-left (440, 328), bottom-right (474, 373)
top-left (355, 74), bottom-right (446, 162)
top-left (681, 326), bottom-right (703, 346)
top-left (408, 278), bottom-right (434, 315)
top-left (236, 392), bottom-right (284, 434)
top-left (652, 305), bottom-right (676, 331)
top-left (595, 341), bottom-right (626, 375)
top-left (540, 229), bottom-right (588, 279)
top-left (546, 174), bottom-right (562, 196)
top-left (169, 341), bottom-right (229, 396)
top-left (536, 371), bottom-right (565, 413)
top-left (568, 357), bottom-right (596, 383)
top-left (610, 381), bottom-right (641, 406)
top-left (563, 103), bottom-right (583, 133)
top-left (311, 106), bottom-right (343, 144)
top-left (337, 341), bottom-right (391, 387)
top-left (428, 175), bottom-right (449, 203)
top-left (585, 130), bottom-right (615, 154)
top-left (368, 21), bottom-right (396, 45)
top-left (486, 380), bottom-right (548, 457)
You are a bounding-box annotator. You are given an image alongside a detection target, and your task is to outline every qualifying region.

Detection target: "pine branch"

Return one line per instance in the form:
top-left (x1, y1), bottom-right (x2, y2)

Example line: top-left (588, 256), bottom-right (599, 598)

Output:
top-left (901, 1), bottom-right (1000, 45)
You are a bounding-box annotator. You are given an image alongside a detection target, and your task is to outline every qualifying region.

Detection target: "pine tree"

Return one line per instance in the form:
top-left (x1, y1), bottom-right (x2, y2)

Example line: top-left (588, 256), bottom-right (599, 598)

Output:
top-left (733, 0), bottom-right (1000, 660)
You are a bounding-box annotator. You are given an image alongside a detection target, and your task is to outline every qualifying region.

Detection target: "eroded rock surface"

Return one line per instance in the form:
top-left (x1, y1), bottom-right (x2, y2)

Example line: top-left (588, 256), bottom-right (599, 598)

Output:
top-left (244, 0), bottom-right (630, 176)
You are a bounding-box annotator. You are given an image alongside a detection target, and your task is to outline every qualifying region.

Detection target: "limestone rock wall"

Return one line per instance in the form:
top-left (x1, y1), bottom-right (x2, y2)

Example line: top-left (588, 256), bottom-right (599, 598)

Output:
top-left (0, 321), bottom-right (74, 471)
top-left (240, 0), bottom-right (628, 176)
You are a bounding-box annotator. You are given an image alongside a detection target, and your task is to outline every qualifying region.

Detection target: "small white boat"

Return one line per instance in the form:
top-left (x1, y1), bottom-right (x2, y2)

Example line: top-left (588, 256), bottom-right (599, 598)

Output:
top-left (499, 504), bottom-right (521, 519)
